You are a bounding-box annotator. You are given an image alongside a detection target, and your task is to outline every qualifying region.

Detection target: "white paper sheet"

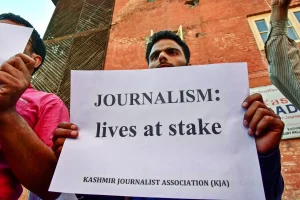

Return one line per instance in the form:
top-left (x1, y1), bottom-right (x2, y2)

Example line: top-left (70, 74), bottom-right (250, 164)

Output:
top-left (0, 23), bottom-right (33, 64)
top-left (50, 63), bottom-right (265, 200)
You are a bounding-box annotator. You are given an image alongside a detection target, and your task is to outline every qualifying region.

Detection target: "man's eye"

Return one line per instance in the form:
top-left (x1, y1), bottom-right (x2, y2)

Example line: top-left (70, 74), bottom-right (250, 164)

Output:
top-left (167, 49), bottom-right (179, 55)
top-left (151, 54), bottom-right (158, 61)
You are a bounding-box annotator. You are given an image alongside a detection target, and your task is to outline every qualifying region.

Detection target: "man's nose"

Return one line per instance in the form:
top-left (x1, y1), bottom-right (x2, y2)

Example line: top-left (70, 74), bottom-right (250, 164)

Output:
top-left (159, 51), bottom-right (168, 63)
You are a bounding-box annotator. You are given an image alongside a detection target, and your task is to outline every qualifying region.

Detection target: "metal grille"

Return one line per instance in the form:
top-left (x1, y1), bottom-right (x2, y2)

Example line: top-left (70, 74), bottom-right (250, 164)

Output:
top-left (76, 0), bottom-right (113, 32)
top-left (32, 38), bottom-right (73, 93)
top-left (32, 0), bottom-right (115, 108)
top-left (57, 29), bottom-right (110, 107)
top-left (44, 0), bottom-right (84, 40)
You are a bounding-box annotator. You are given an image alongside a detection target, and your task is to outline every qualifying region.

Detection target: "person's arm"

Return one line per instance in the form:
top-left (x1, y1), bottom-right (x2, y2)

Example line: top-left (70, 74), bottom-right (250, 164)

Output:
top-left (0, 111), bottom-right (60, 199)
top-left (0, 54), bottom-right (60, 199)
top-left (242, 94), bottom-right (284, 200)
top-left (258, 149), bottom-right (284, 200)
top-left (266, 0), bottom-right (300, 109)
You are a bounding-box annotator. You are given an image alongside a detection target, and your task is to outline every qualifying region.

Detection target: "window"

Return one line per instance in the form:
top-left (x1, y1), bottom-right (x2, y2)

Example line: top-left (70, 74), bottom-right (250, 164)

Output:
top-left (248, 9), bottom-right (300, 50)
top-left (293, 11), bottom-right (300, 22)
top-left (290, 8), bottom-right (300, 33)
top-left (287, 20), bottom-right (299, 40)
top-left (248, 14), bottom-right (271, 50)
top-left (255, 19), bottom-right (269, 43)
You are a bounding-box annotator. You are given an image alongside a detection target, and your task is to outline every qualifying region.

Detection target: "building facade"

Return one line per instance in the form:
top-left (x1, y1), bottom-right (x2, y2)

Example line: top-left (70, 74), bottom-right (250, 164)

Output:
top-left (30, 0), bottom-right (300, 199)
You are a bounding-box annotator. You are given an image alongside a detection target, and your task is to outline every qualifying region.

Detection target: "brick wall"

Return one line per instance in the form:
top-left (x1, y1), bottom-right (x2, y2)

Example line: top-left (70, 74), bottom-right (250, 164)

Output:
top-left (105, 0), bottom-right (272, 86)
top-left (105, 0), bottom-right (300, 199)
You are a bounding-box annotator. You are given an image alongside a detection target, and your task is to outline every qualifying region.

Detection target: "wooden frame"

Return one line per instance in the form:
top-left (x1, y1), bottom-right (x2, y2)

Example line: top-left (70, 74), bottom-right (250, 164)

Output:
top-left (248, 9), bottom-right (300, 51)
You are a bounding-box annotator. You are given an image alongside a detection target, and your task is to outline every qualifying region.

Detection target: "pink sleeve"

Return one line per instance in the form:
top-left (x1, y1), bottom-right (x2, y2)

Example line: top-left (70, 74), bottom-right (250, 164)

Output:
top-left (34, 99), bottom-right (70, 147)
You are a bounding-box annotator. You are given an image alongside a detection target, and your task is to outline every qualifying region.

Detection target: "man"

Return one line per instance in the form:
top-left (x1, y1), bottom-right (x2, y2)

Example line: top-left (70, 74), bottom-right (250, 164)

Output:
top-left (0, 13), bottom-right (69, 199)
top-left (53, 31), bottom-right (284, 200)
top-left (266, 0), bottom-right (300, 109)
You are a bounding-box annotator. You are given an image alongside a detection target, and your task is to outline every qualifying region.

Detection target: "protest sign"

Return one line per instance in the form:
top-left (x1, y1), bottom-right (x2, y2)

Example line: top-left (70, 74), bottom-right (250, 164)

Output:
top-left (50, 63), bottom-right (265, 200)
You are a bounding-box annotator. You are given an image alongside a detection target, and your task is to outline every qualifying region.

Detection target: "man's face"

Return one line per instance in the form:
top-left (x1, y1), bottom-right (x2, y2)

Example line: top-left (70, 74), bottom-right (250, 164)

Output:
top-left (0, 19), bottom-right (33, 56)
top-left (148, 39), bottom-right (188, 69)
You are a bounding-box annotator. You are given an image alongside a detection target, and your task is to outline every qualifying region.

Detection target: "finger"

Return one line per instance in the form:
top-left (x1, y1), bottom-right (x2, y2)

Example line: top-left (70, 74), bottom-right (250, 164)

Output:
top-left (243, 100), bottom-right (267, 127)
top-left (54, 128), bottom-right (79, 139)
top-left (5, 56), bottom-right (31, 78)
top-left (58, 122), bottom-right (78, 130)
top-left (57, 146), bottom-right (63, 153)
top-left (53, 138), bottom-right (66, 149)
top-left (15, 53), bottom-right (36, 72)
top-left (255, 117), bottom-right (284, 154)
top-left (5, 56), bottom-right (24, 70)
top-left (54, 146), bottom-right (63, 159)
top-left (57, 146), bottom-right (63, 156)
top-left (4, 57), bottom-right (16, 65)
top-left (242, 93), bottom-right (264, 109)
top-left (15, 53), bottom-right (35, 64)
top-left (256, 116), bottom-right (284, 137)
top-left (248, 108), bottom-right (279, 136)
top-left (0, 71), bottom-right (19, 85)
top-left (52, 123), bottom-right (79, 143)
top-left (0, 63), bottom-right (22, 79)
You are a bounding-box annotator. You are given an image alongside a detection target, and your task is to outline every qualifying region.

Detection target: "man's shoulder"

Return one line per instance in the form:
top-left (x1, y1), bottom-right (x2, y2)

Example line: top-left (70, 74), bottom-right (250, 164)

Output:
top-left (23, 87), bottom-right (65, 106)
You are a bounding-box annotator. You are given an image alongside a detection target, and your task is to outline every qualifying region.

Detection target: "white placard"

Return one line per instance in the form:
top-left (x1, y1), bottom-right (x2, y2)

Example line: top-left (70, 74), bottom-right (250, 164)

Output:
top-left (50, 63), bottom-right (265, 200)
top-left (250, 85), bottom-right (300, 139)
top-left (0, 23), bottom-right (33, 64)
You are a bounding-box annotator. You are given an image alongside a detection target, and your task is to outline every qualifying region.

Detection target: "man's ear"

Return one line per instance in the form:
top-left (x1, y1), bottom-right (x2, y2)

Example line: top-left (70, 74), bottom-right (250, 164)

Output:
top-left (31, 53), bottom-right (42, 69)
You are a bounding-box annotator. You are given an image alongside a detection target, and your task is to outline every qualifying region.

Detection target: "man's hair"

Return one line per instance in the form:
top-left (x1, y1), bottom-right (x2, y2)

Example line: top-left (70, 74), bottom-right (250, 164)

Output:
top-left (0, 13), bottom-right (46, 73)
top-left (146, 30), bottom-right (190, 64)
